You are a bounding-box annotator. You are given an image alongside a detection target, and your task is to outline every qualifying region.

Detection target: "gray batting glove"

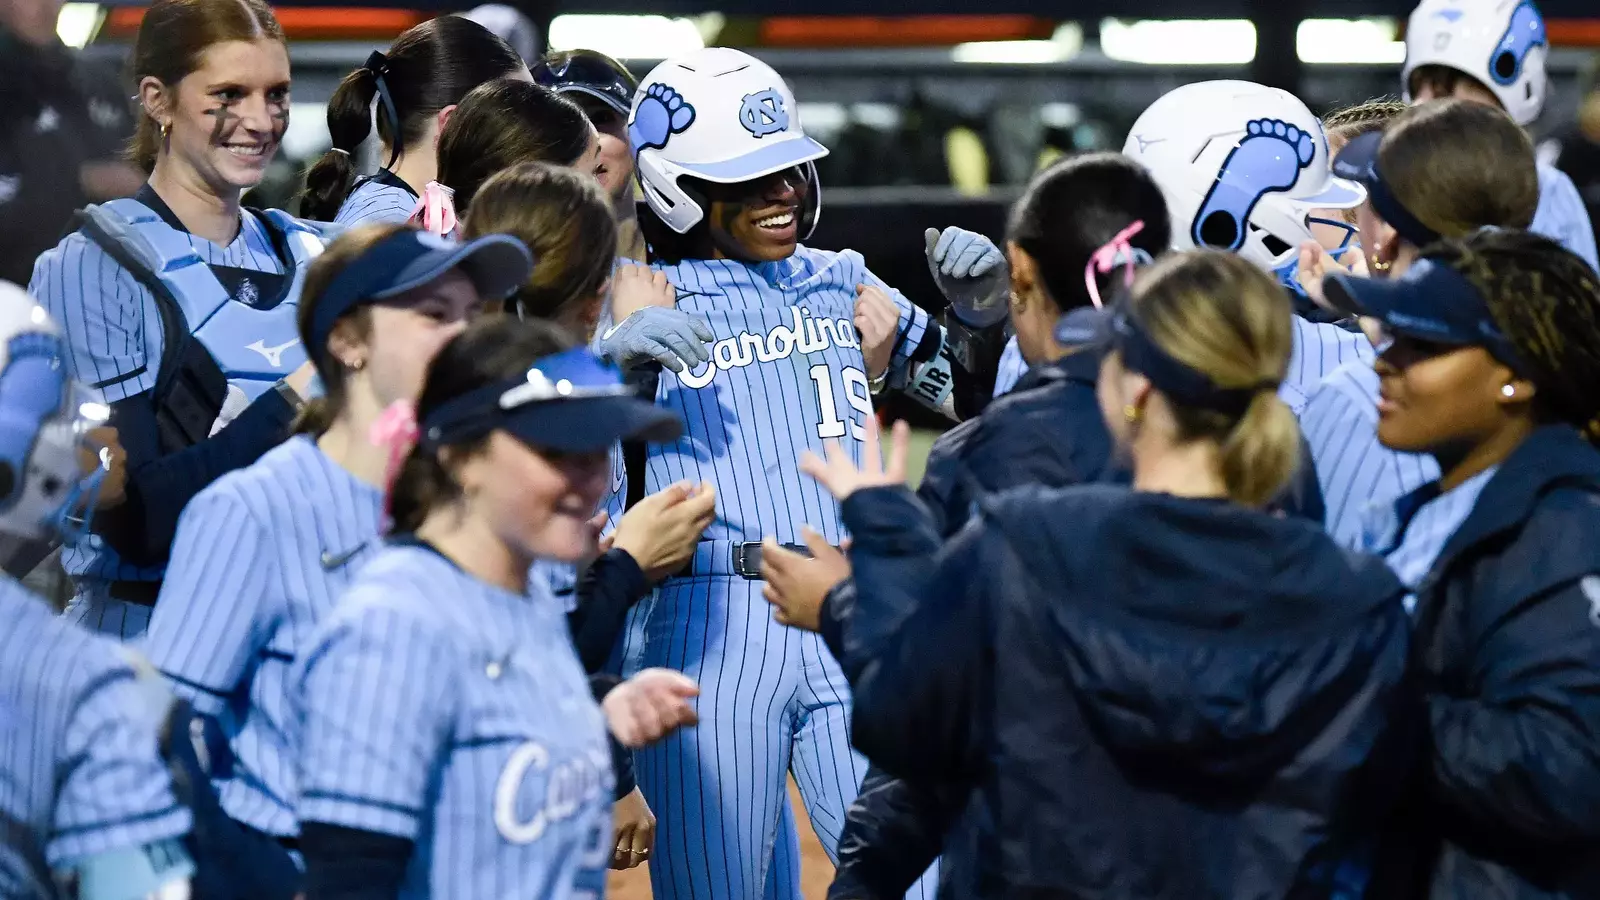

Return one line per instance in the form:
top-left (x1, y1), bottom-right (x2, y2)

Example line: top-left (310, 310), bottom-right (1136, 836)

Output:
top-left (597, 307), bottom-right (716, 374)
top-left (924, 226), bottom-right (1010, 328)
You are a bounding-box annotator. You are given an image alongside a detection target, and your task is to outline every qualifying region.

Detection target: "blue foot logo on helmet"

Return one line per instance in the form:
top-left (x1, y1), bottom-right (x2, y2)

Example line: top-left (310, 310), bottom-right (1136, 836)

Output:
top-left (1491, 1), bottom-right (1546, 86)
top-left (1192, 118), bottom-right (1317, 252)
top-left (630, 83), bottom-right (697, 153)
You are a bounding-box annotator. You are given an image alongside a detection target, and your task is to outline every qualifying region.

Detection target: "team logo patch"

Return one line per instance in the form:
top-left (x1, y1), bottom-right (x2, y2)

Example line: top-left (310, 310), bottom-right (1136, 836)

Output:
top-left (1192, 118), bottom-right (1317, 253)
top-left (630, 83), bottom-right (696, 153)
top-left (739, 89), bottom-right (790, 138)
top-left (235, 278), bottom-right (260, 307)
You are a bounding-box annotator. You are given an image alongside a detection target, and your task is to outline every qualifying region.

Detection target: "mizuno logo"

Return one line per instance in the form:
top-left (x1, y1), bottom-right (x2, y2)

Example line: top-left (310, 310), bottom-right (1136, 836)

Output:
top-left (320, 541), bottom-right (367, 571)
top-left (247, 338), bottom-right (300, 367)
top-left (1132, 134), bottom-right (1165, 153)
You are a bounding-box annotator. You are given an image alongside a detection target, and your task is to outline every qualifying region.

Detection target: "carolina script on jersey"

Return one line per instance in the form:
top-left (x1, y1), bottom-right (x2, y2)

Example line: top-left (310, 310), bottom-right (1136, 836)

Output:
top-left (678, 305), bottom-right (860, 390)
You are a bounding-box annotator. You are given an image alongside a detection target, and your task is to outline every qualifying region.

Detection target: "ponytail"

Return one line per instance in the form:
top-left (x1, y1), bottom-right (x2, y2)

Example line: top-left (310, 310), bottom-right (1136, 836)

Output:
top-left (299, 66), bottom-right (380, 221)
top-left (1217, 392), bottom-right (1301, 508)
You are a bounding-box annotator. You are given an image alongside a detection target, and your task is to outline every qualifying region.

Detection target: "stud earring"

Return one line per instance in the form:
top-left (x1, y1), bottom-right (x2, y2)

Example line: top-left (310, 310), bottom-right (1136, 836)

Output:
top-left (1372, 256), bottom-right (1392, 272)
top-left (1123, 404), bottom-right (1140, 423)
top-left (1501, 383), bottom-right (1516, 398)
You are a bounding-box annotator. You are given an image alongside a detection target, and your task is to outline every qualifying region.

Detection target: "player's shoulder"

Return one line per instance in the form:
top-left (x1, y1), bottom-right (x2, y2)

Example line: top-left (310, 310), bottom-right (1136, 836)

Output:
top-left (334, 182), bottom-right (416, 228)
top-left (1307, 358), bottom-right (1379, 411)
top-left (330, 544), bottom-right (459, 626)
top-left (199, 435), bottom-right (323, 506)
top-left (1536, 159), bottom-right (1583, 197)
top-left (0, 578), bottom-right (141, 704)
top-left (31, 227), bottom-right (117, 283)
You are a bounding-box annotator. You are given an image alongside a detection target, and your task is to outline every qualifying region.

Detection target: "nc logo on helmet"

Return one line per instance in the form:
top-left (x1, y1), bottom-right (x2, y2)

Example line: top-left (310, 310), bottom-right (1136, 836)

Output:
top-left (1192, 118), bottom-right (1317, 252)
top-left (739, 89), bottom-right (789, 138)
top-left (630, 83), bottom-right (697, 154)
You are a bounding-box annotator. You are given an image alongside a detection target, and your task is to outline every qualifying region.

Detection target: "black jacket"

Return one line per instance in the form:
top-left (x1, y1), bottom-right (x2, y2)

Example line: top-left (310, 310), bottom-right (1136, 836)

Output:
top-left (838, 483), bottom-right (1415, 900)
top-left (1371, 426), bottom-right (1600, 900)
top-left (826, 351), bottom-right (1327, 900)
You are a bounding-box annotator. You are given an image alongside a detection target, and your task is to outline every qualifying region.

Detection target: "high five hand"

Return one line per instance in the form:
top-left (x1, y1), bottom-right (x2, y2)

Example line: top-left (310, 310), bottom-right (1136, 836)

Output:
top-left (798, 417), bottom-right (911, 503)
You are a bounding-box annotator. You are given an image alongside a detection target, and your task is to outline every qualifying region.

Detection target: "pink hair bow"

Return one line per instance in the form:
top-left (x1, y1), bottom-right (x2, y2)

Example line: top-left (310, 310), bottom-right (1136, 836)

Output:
top-left (368, 399), bottom-right (420, 529)
top-left (409, 181), bottom-right (458, 238)
top-left (1084, 220), bottom-right (1147, 309)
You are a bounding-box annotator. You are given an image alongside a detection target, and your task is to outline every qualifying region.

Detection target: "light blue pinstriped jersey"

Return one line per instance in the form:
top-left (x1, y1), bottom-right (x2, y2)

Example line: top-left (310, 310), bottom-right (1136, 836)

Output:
top-left (293, 544), bottom-right (611, 899)
top-left (0, 578), bottom-right (192, 893)
top-left (993, 335), bottom-right (1025, 398)
top-left (142, 435), bottom-right (382, 837)
top-left (1360, 465), bottom-right (1498, 609)
top-left (1534, 161), bottom-right (1598, 272)
top-left (645, 247), bottom-right (930, 546)
top-left (1303, 361), bottom-right (1438, 549)
top-left (1281, 317), bottom-right (1375, 416)
top-left (28, 213), bottom-right (287, 587)
top-left (333, 178), bottom-right (417, 228)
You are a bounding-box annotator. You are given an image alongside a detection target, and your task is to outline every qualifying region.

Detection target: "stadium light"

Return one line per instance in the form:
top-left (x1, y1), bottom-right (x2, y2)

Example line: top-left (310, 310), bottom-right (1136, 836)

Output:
top-left (547, 14), bottom-right (709, 59)
top-left (1099, 19), bottom-right (1257, 65)
top-left (952, 23), bottom-right (1083, 64)
top-left (1297, 19), bottom-right (1406, 64)
top-left (56, 3), bottom-right (103, 48)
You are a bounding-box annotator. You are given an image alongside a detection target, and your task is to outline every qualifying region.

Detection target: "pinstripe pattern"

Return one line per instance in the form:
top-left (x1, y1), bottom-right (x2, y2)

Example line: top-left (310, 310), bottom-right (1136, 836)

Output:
top-left (293, 544), bottom-right (611, 899)
top-left (992, 335), bottom-right (1025, 398)
top-left (142, 435), bottom-right (382, 837)
top-left (1534, 161), bottom-right (1599, 272)
top-left (1281, 317), bottom-right (1375, 417)
top-left (333, 177), bottom-right (419, 228)
top-left (1302, 361), bottom-right (1438, 549)
top-left (29, 211), bottom-right (288, 638)
top-left (0, 577), bottom-right (191, 893)
top-left (1360, 465), bottom-right (1497, 607)
top-left (607, 245), bottom-right (938, 899)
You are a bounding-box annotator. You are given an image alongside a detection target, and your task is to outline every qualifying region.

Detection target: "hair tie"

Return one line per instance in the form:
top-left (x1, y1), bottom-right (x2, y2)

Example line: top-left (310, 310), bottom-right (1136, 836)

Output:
top-left (329, 147), bottom-right (351, 158)
top-left (1085, 220), bottom-right (1151, 309)
top-left (409, 181), bottom-right (458, 238)
top-left (369, 399), bottom-right (420, 528)
top-left (363, 51), bottom-right (403, 170)
top-left (362, 50), bottom-right (390, 77)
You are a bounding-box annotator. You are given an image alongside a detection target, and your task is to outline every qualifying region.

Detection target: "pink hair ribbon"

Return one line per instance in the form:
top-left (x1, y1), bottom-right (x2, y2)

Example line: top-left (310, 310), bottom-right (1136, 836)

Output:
top-left (1084, 220), bottom-right (1147, 309)
top-left (368, 399), bottom-right (420, 528)
top-left (409, 181), bottom-right (458, 238)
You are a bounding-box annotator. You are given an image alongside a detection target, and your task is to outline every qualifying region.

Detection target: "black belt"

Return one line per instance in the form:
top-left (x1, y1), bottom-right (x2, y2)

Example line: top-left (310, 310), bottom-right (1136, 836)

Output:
top-left (109, 580), bottom-right (162, 606)
top-left (731, 541), bottom-right (814, 580)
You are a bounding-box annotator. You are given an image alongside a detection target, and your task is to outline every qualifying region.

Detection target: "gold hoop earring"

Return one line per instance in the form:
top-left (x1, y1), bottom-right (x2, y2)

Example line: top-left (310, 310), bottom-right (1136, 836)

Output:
top-left (159, 121), bottom-right (171, 140)
top-left (1372, 256), bottom-right (1392, 272)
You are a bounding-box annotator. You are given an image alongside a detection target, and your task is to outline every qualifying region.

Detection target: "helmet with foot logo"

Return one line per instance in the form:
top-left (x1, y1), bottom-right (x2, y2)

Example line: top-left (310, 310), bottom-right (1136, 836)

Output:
top-left (0, 281), bottom-right (109, 542)
top-left (629, 47), bottom-right (828, 237)
top-left (1122, 80), bottom-right (1367, 285)
top-left (1403, 0), bottom-right (1548, 126)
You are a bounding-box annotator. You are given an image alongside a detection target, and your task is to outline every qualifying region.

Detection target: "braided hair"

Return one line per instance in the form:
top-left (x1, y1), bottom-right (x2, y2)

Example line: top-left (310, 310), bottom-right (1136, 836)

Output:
top-left (1430, 229), bottom-right (1600, 444)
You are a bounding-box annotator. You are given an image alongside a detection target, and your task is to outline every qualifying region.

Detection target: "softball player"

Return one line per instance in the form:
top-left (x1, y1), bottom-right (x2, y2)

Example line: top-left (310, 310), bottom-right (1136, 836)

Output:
top-left (298, 15), bottom-right (528, 227)
top-left (612, 47), bottom-right (986, 899)
top-left (0, 281), bottom-right (195, 900)
top-left (1300, 99), bottom-right (1542, 550)
top-left (143, 226), bottom-right (530, 858)
top-left (1122, 80), bottom-right (1374, 416)
top-left (1402, 0), bottom-right (1598, 272)
top-left (28, 0), bottom-right (327, 638)
top-left (291, 316), bottom-right (697, 899)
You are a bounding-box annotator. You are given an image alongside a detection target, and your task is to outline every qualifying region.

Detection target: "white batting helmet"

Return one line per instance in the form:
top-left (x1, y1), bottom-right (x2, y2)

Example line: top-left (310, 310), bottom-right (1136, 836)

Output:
top-left (1403, 0), bottom-right (1548, 126)
top-left (629, 48), bottom-right (828, 237)
top-left (1122, 80), bottom-right (1366, 280)
top-left (0, 281), bottom-right (110, 542)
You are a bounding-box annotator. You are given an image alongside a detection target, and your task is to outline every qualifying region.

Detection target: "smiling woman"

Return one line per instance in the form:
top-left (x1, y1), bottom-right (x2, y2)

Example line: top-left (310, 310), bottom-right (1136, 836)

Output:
top-left (26, 0), bottom-right (340, 638)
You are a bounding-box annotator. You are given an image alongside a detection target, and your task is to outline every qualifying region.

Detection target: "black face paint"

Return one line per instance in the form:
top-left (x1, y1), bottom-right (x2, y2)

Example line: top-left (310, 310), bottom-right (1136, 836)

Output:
top-left (268, 88), bottom-right (290, 143)
top-left (203, 103), bottom-right (238, 147)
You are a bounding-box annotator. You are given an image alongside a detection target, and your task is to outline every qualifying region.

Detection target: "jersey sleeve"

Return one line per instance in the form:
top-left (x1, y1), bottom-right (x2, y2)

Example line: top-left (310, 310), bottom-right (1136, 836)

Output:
top-left (143, 486), bottom-right (273, 716)
top-left (856, 259), bottom-right (932, 377)
top-left (29, 236), bottom-right (157, 402)
top-left (295, 595), bottom-right (457, 840)
top-left (48, 655), bottom-right (192, 867)
top-left (1301, 371), bottom-right (1437, 551)
top-left (1532, 163), bottom-right (1599, 274)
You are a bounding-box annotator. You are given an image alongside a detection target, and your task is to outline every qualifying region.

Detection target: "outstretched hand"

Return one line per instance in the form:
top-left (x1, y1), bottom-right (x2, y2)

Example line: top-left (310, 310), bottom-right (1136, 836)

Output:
top-left (761, 527), bottom-right (851, 632)
top-left (798, 417), bottom-right (910, 503)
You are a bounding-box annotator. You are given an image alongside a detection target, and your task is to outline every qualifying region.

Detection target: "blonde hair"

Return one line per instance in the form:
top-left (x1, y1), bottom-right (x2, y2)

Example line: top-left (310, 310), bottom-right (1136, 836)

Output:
top-left (1127, 250), bottom-right (1299, 507)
